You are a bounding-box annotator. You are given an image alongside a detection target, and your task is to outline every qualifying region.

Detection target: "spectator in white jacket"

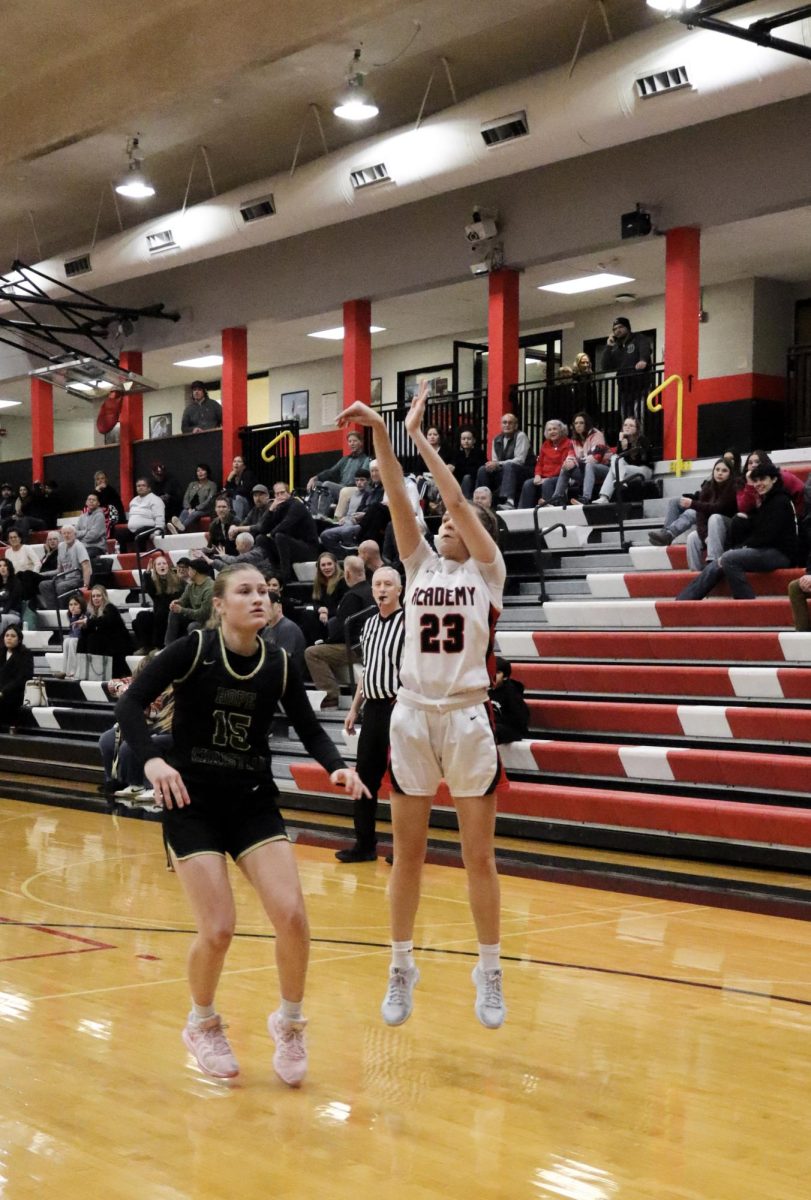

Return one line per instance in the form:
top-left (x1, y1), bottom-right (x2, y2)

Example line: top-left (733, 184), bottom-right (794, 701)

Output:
top-left (127, 479), bottom-right (166, 540)
top-left (75, 493), bottom-right (109, 559)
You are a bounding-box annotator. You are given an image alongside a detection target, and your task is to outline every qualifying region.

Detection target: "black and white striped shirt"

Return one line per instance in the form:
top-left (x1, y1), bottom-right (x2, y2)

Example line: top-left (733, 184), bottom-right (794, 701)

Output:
top-left (360, 608), bottom-right (405, 700)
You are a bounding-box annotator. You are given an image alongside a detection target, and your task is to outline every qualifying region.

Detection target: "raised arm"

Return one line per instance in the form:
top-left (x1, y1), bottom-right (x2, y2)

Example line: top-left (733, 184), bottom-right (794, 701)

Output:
top-left (337, 402), bottom-right (422, 561)
top-left (405, 385), bottom-right (499, 565)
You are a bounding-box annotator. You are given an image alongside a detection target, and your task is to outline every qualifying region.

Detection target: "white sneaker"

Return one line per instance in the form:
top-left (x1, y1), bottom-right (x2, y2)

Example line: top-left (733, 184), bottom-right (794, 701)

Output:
top-left (381, 965), bottom-right (419, 1026)
top-left (267, 1010), bottom-right (308, 1087)
top-left (592, 495), bottom-right (610, 505)
top-left (114, 784), bottom-right (145, 799)
top-left (472, 965), bottom-right (506, 1029)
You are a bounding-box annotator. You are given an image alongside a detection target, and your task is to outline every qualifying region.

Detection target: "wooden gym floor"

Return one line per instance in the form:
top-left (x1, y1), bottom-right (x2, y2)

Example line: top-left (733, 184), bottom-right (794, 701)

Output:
top-left (1, 797), bottom-right (810, 1200)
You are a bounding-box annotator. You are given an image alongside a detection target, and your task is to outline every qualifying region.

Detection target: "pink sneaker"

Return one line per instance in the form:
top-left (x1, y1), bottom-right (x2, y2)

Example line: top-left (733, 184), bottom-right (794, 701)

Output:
top-left (182, 1014), bottom-right (239, 1079)
top-left (268, 1010), bottom-right (308, 1087)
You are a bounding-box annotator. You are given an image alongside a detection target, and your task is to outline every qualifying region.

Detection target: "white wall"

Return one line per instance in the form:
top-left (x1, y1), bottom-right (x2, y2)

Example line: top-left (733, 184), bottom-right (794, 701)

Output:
top-left (0, 415), bottom-right (95, 461)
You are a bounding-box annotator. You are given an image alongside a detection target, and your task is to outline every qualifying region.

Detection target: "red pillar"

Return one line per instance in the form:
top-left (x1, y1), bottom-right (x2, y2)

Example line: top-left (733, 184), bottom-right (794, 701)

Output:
top-left (664, 227), bottom-right (701, 460)
top-left (118, 350), bottom-right (143, 503)
top-left (487, 269), bottom-right (520, 445)
top-left (221, 326), bottom-right (248, 479)
top-left (343, 299), bottom-right (371, 408)
top-left (30, 378), bottom-right (54, 481)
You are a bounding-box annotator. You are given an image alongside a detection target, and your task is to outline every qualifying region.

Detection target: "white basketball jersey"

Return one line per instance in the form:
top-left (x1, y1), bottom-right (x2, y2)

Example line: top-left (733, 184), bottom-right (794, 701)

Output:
top-left (399, 538), bottom-right (505, 705)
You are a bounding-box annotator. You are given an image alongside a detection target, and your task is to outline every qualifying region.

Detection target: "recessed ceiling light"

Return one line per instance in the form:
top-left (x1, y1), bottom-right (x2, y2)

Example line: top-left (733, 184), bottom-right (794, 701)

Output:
top-left (538, 273), bottom-right (635, 295)
top-left (646, 0), bottom-right (700, 12)
top-left (173, 355), bottom-right (224, 369)
top-left (0, 399), bottom-right (21, 409)
top-left (307, 326), bottom-right (386, 341)
top-left (614, 292), bottom-right (637, 302)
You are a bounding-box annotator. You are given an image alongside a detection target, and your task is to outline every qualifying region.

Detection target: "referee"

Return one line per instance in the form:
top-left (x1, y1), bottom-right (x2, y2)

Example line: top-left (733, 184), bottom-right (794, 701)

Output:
top-left (337, 565), bottom-right (405, 863)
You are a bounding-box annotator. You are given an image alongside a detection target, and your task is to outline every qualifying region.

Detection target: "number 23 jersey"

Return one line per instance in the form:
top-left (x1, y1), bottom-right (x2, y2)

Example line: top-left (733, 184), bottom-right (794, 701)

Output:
top-left (399, 537), bottom-right (505, 706)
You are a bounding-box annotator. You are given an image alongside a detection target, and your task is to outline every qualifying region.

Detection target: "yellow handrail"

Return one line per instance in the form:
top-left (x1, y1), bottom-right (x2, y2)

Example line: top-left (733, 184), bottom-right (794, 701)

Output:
top-left (646, 374), bottom-right (691, 478)
top-left (260, 429), bottom-right (296, 493)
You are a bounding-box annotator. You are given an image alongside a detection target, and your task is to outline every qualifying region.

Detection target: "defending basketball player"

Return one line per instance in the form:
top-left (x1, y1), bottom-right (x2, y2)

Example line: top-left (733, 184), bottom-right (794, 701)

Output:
top-left (115, 563), bottom-right (367, 1086)
top-left (338, 383), bottom-right (507, 1029)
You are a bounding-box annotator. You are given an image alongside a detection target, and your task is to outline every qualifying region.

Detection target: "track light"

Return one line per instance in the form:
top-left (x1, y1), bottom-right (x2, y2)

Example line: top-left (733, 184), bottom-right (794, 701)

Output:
top-left (646, 0), bottom-right (700, 12)
top-left (333, 49), bottom-right (379, 122)
top-left (115, 136), bottom-right (156, 199)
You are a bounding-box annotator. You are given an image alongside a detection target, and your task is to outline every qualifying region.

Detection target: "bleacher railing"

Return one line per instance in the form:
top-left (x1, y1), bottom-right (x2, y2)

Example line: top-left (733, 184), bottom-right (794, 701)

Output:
top-left (378, 390), bottom-right (487, 473)
top-left (511, 366), bottom-right (665, 454)
top-left (240, 421), bottom-right (300, 491)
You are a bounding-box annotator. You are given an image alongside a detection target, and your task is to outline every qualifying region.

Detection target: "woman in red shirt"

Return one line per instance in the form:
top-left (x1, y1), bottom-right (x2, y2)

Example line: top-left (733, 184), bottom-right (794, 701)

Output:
top-left (518, 419), bottom-right (575, 508)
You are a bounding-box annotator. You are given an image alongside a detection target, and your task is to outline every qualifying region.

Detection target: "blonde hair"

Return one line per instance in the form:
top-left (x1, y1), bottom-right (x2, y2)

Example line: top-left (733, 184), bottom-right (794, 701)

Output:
top-left (313, 553), bottom-right (344, 599)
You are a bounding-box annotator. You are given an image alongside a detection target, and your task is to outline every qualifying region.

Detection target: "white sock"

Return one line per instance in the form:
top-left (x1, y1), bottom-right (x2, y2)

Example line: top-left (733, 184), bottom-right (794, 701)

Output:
top-left (280, 998), bottom-right (304, 1022)
top-left (191, 1002), bottom-right (216, 1022)
top-left (391, 940), bottom-right (414, 971)
top-left (478, 943), bottom-right (501, 973)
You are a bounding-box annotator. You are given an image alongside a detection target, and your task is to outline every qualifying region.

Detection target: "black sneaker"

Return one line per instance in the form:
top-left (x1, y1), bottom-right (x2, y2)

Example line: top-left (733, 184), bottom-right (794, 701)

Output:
top-left (648, 530), bottom-right (673, 546)
top-left (335, 845), bottom-right (377, 863)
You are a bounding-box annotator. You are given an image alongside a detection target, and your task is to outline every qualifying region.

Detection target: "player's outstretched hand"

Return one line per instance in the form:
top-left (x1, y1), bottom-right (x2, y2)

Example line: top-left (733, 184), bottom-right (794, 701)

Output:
top-left (404, 380), bottom-right (430, 439)
top-left (145, 758), bottom-right (191, 809)
top-left (330, 768), bottom-right (371, 801)
top-left (338, 402), bottom-right (384, 430)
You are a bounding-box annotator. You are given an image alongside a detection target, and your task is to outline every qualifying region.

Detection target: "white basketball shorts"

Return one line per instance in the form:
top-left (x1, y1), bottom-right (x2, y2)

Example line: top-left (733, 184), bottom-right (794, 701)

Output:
top-left (389, 700), bottom-right (501, 798)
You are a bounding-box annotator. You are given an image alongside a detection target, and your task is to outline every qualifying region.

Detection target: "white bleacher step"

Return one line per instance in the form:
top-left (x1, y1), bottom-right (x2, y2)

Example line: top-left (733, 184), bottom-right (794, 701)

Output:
top-left (154, 532), bottom-right (207, 553)
top-left (293, 561), bottom-right (316, 583)
top-left (20, 630), bottom-right (52, 650)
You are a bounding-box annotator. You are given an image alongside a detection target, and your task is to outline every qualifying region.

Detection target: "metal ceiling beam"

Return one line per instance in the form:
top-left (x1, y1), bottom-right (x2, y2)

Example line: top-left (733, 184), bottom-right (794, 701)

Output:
top-left (679, 1), bottom-right (811, 61)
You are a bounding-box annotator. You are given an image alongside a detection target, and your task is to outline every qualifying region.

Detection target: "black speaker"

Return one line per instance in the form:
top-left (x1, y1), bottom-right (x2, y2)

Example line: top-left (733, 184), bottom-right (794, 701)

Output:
top-left (621, 208), bottom-right (652, 239)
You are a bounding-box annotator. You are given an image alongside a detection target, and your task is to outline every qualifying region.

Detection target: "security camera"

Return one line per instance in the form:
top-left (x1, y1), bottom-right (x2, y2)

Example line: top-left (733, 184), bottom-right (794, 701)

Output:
top-left (621, 204), bottom-right (652, 240)
top-left (465, 217), bottom-right (498, 244)
top-left (470, 260), bottom-right (489, 276)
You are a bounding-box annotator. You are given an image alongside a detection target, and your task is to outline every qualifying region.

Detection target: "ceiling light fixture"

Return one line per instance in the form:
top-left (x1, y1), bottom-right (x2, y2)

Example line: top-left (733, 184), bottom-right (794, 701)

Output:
top-left (645, 0), bottom-right (700, 12)
top-left (173, 354), bottom-right (224, 369)
top-left (115, 136), bottom-right (156, 199)
top-left (308, 325), bottom-right (386, 341)
top-left (0, 399), bottom-right (22, 410)
top-left (333, 49), bottom-right (379, 122)
top-left (539, 273), bottom-right (635, 295)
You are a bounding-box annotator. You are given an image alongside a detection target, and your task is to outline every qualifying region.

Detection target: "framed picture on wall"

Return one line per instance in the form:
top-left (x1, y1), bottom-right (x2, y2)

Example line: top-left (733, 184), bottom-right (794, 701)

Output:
top-left (281, 389), bottom-right (309, 429)
top-left (321, 391), bottom-right (338, 425)
top-left (370, 377), bottom-right (382, 409)
top-left (149, 413), bottom-right (172, 439)
top-left (398, 363), bottom-right (453, 408)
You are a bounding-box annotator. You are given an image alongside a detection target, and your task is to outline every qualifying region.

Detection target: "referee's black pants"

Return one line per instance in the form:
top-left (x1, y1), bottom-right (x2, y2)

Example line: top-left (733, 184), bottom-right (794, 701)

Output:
top-left (354, 698), bottom-right (394, 851)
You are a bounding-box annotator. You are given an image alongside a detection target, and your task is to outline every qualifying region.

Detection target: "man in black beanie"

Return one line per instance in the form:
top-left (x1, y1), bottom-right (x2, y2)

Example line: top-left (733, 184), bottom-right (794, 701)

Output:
top-left (181, 380), bottom-right (223, 434)
top-left (600, 317), bottom-right (654, 419)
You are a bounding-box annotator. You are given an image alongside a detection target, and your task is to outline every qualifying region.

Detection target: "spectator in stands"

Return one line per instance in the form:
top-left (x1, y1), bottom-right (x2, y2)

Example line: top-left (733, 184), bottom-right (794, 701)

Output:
top-left (572, 352), bottom-right (592, 376)
top-left (202, 495), bottom-right (237, 558)
top-left (264, 590), bottom-right (306, 674)
top-left (264, 575), bottom-right (298, 622)
top-left (677, 464), bottom-right (797, 600)
top-left (298, 552), bottom-right (346, 645)
top-left (148, 463), bottom-right (182, 522)
top-left (165, 557), bottom-right (215, 642)
top-left (2, 483), bottom-right (46, 538)
top-left (57, 592), bottom-right (87, 678)
top-left (519, 419), bottom-right (576, 508)
top-left (0, 559), bottom-right (23, 633)
top-left (489, 657), bottom-right (530, 744)
top-left (452, 428), bottom-right (486, 499)
top-left (564, 411), bottom-right (609, 505)
top-left (77, 584), bottom-right (133, 678)
top-left (788, 554), bottom-right (811, 631)
top-left (98, 666), bottom-right (174, 799)
top-left (31, 480), bottom-right (59, 529)
top-left (475, 412), bottom-right (532, 510)
top-left (593, 416), bottom-right (653, 504)
top-left (127, 478), bottom-right (166, 541)
top-left (181, 380), bottom-right (222, 434)
top-left (228, 482), bottom-right (271, 541)
top-left (415, 427), bottom-right (453, 510)
top-left (681, 459), bottom-right (739, 572)
top-left (358, 539), bottom-right (385, 577)
top-left (0, 626), bottom-right (34, 727)
top-left (600, 316), bottom-right (653, 419)
top-left (223, 455), bottom-right (256, 519)
top-left (39, 531), bottom-right (60, 574)
top-left (320, 466), bottom-right (384, 552)
top-left (261, 481), bottom-right (320, 583)
top-left (306, 431), bottom-right (369, 515)
top-left (304, 555), bottom-right (373, 709)
top-left (93, 471), bottom-right (124, 531)
top-left (649, 449), bottom-right (743, 546)
top-left (170, 463), bottom-right (218, 533)
top-left (738, 450), bottom-right (804, 518)
top-left (139, 552), bottom-right (184, 650)
top-left (472, 485), bottom-right (494, 509)
top-left (0, 482), bottom-right (14, 528)
top-left (75, 493), bottom-right (109, 560)
top-left (4, 529), bottom-right (41, 601)
top-left (211, 531), bottom-right (271, 575)
top-left (37, 525), bottom-right (91, 609)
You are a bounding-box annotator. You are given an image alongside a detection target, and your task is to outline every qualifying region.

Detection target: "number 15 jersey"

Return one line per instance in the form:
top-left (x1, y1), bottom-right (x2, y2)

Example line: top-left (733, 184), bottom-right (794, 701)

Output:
top-left (399, 536), bottom-right (505, 708)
